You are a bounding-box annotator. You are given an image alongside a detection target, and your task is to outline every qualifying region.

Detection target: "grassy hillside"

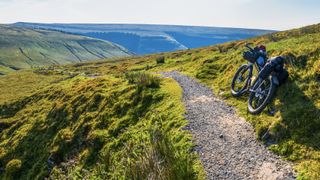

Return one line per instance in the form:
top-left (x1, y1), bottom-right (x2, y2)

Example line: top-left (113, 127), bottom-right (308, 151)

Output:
top-left (149, 23), bottom-right (320, 179)
top-left (0, 23), bottom-right (319, 179)
top-left (15, 22), bottom-right (273, 55)
top-left (0, 70), bottom-right (205, 179)
top-left (0, 25), bottom-right (131, 75)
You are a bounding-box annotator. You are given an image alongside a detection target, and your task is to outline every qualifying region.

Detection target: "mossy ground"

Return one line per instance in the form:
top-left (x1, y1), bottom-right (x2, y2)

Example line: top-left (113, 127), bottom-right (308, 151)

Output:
top-left (0, 23), bottom-right (320, 179)
top-left (0, 70), bottom-right (205, 179)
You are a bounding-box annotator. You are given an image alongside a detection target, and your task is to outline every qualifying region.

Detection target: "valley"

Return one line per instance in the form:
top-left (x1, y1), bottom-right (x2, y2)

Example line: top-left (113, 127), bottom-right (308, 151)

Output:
top-left (0, 25), bottom-right (131, 74)
top-left (15, 23), bottom-right (274, 55)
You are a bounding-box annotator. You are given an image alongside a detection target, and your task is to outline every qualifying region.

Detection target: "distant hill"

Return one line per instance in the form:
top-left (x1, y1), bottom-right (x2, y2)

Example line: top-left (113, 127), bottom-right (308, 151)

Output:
top-left (0, 25), bottom-right (131, 74)
top-left (14, 23), bottom-right (274, 55)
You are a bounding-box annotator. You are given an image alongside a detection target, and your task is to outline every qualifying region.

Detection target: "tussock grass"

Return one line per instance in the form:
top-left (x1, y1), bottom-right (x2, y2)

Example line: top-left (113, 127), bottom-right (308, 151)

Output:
top-left (156, 56), bottom-right (165, 64)
top-left (125, 71), bottom-right (160, 89)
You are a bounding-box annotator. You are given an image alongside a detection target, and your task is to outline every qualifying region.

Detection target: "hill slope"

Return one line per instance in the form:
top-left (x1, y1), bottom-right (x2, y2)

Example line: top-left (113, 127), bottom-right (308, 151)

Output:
top-left (14, 22), bottom-right (274, 55)
top-left (0, 23), bottom-right (319, 179)
top-left (0, 25), bottom-right (131, 74)
top-left (0, 70), bottom-right (205, 179)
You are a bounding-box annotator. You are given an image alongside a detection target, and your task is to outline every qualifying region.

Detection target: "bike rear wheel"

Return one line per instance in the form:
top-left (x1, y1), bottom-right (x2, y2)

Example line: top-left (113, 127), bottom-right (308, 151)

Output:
top-left (248, 77), bottom-right (276, 114)
top-left (231, 64), bottom-right (251, 97)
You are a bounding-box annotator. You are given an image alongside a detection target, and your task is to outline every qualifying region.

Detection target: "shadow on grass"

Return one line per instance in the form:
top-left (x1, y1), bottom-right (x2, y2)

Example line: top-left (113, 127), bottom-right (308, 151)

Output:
top-left (272, 79), bottom-right (320, 150)
top-left (0, 84), bottom-right (164, 179)
top-left (0, 102), bottom-right (92, 179)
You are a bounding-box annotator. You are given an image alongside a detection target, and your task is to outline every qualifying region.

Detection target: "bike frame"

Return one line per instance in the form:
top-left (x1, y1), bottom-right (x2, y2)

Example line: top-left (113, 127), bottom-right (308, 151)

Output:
top-left (244, 61), bottom-right (262, 92)
top-left (248, 69), bottom-right (280, 94)
top-left (243, 44), bottom-right (276, 92)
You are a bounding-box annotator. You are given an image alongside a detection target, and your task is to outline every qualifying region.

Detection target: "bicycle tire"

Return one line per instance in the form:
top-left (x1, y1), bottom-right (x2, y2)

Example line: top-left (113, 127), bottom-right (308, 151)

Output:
top-left (231, 64), bottom-right (251, 97)
top-left (248, 77), bottom-right (277, 114)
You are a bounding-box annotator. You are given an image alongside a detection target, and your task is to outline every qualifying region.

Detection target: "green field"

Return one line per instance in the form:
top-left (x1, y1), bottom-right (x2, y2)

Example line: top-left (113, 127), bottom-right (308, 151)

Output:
top-left (0, 23), bottom-right (319, 179)
top-left (0, 25), bottom-right (131, 75)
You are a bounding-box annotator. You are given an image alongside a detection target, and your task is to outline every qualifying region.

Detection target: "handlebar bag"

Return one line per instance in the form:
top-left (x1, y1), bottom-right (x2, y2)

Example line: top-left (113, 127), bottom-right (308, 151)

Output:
top-left (243, 51), bottom-right (258, 63)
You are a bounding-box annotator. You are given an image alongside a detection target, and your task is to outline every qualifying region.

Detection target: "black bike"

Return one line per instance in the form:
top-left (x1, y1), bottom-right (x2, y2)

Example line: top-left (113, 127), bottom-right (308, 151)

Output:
top-left (231, 44), bottom-right (287, 114)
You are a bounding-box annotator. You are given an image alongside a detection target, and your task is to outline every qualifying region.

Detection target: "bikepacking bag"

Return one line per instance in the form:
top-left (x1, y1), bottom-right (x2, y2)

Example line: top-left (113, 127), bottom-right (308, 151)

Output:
top-left (272, 56), bottom-right (289, 85)
top-left (243, 51), bottom-right (259, 63)
top-left (258, 62), bottom-right (273, 79)
top-left (276, 69), bottom-right (289, 85)
top-left (258, 56), bottom-right (288, 86)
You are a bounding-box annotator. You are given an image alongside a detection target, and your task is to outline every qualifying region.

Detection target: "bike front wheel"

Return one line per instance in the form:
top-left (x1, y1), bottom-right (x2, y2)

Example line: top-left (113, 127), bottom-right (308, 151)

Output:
top-left (248, 77), bottom-right (276, 114)
top-left (231, 64), bottom-right (251, 97)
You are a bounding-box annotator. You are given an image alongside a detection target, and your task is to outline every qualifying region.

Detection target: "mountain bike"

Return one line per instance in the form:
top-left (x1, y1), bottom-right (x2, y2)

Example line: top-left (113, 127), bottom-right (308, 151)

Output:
top-left (231, 43), bottom-right (288, 114)
top-left (231, 43), bottom-right (265, 97)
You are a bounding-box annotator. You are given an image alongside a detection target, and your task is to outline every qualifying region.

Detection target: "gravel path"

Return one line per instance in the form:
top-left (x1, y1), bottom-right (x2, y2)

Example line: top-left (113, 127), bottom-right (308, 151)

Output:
top-left (161, 71), bottom-right (295, 180)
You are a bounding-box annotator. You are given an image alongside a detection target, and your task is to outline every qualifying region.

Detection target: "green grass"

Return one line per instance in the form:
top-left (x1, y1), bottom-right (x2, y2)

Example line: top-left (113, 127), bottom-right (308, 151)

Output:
top-left (0, 70), bottom-right (65, 104)
top-left (0, 71), bottom-right (205, 179)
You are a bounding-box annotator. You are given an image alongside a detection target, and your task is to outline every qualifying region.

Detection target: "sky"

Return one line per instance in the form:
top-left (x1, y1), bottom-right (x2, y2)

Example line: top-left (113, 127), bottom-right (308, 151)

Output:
top-left (0, 0), bottom-right (319, 30)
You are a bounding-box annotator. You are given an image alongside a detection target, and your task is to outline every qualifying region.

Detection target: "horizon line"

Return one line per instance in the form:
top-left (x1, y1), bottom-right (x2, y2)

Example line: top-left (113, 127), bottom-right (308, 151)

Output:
top-left (7, 21), bottom-right (283, 31)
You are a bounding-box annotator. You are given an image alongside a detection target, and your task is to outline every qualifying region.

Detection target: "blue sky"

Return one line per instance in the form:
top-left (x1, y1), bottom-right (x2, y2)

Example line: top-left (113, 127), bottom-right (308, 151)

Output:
top-left (0, 0), bottom-right (319, 30)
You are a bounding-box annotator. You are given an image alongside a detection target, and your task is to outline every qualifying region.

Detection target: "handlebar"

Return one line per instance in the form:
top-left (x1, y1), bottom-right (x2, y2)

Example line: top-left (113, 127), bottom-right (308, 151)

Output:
top-left (245, 43), bottom-right (254, 52)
